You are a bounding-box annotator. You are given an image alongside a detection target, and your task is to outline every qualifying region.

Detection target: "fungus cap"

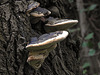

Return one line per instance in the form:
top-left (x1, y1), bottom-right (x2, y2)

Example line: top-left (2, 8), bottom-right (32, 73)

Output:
top-left (27, 44), bottom-right (57, 69)
top-left (27, 55), bottom-right (45, 70)
top-left (44, 17), bottom-right (78, 32)
top-left (28, 49), bottom-right (48, 58)
top-left (28, 44), bottom-right (57, 61)
top-left (27, 1), bottom-right (40, 13)
top-left (27, 44), bottom-right (57, 63)
top-left (26, 31), bottom-right (68, 51)
top-left (30, 7), bottom-right (51, 17)
top-left (27, 55), bottom-right (44, 62)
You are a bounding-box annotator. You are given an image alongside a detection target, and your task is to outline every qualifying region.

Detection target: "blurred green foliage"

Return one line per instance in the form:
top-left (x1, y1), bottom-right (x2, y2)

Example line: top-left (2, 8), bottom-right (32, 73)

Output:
top-left (82, 32), bottom-right (95, 74)
top-left (83, 69), bottom-right (87, 74)
top-left (98, 42), bottom-right (100, 49)
top-left (68, 28), bottom-right (80, 32)
top-left (85, 33), bottom-right (94, 40)
top-left (82, 32), bottom-right (99, 75)
top-left (87, 4), bottom-right (97, 11)
top-left (82, 32), bottom-right (94, 48)
top-left (88, 49), bottom-right (95, 56)
top-left (82, 62), bottom-right (90, 69)
top-left (80, 4), bottom-right (97, 13)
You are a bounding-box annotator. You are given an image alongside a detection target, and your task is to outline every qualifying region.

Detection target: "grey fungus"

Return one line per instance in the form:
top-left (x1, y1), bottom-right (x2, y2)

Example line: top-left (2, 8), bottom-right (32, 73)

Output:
top-left (27, 2), bottom-right (51, 24)
top-left (26, 31), bottom-right (68, 51)
top-left (27, 55), bottom-right (44, 62)
top-left (44, 17), bottom-right (78, 32)
top-left (30, 7), bottom-right (51, 17)
top-left (28, 44), bottom-right (57, 57)
top-left (27, 55), bottom-right (44, 70)
top-left (26, 1), bottom-right (78, 70)
top-left (27, 1), bottom-right (40, 13)
top-left (26, 31), bottom-right (68, 69)
top-left (27, 2), bottom-right (51, 17)
top-left (27, 44), bottom-right (57, 69)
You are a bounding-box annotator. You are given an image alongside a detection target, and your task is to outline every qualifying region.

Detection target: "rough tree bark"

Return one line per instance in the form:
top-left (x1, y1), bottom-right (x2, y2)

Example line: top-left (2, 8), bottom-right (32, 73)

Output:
top-left (0, 0), bottom-right (80, 75)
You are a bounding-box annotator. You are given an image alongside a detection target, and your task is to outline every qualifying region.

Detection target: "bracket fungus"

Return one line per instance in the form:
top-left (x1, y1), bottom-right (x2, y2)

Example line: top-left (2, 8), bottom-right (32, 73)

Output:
top-left (28, 44), bottom-right (57, 59)
top-left (27, 2), bottom-right (51, 24)
top-left (30, 7), bottom-right (51, 17)
top-left (26, 31), bottom-right (68, 69)
top-left (26, 1), bottom-right (78, 70)
top-left (27, 1), bottom-right (40, 13)
top-left (27, 55), bottom-right (45, 70)
top-left (27, 44), bottom-right (57, 70)
top-left (26, 31), bottom-right (68, 51)
top-left (44, 17), bottom-right (78, 32)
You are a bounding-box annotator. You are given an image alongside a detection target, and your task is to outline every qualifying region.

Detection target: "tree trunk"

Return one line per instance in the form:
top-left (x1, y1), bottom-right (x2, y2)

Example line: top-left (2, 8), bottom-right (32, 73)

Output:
top-left (0, 0), bottom-right (80, 75)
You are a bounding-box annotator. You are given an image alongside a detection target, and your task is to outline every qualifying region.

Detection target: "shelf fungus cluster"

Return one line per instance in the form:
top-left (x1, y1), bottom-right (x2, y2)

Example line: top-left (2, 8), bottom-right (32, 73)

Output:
top-left (26, 31), bottom-right (68, 69)
top-left (26, 1), bottom-right (78, 70)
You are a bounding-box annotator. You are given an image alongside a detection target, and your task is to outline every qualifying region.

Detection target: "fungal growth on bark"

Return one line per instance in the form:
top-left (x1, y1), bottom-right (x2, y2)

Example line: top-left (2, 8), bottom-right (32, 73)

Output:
top-left (44, 17), bottom-right (78, 32)
top-left (27, 1), bottom-right (51, 25)
top-left (27, 1), bottom-right (40, 14)
top-left (26, 31), bottom-right (68, 50)
top-left (26, 31), bottom-right (68, 69)
top-left (30, 7), bottom-right (51, 17)
top-left (26, 1), bottom-right (78, 70)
